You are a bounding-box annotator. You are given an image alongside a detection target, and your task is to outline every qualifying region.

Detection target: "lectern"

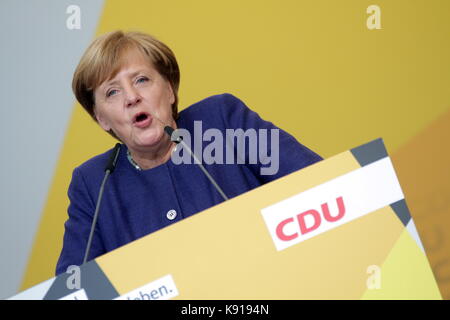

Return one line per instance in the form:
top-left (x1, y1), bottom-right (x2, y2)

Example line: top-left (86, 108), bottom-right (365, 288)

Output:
top-left (10, 139), bottom-right (441, 300)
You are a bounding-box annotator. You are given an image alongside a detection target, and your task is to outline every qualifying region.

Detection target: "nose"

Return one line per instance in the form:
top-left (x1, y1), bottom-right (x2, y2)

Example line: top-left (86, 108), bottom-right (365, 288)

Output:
top-left (124, 86), bottom-right (142, 108)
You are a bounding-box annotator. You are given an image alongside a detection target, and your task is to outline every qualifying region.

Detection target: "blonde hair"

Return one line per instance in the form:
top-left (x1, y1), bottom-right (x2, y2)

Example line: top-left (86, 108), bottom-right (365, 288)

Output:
top-left (72, 30), bottom-right (180, 139)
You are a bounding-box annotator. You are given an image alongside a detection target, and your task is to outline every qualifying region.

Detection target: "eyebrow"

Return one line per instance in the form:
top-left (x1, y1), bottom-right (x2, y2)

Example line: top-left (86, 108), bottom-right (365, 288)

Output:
top-left (104, 70), bottom-right (145, 88)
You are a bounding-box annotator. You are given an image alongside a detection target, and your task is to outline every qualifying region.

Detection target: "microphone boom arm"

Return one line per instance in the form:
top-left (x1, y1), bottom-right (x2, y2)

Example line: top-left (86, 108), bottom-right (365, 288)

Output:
top-left (164, 126), bottom-right (229, 201)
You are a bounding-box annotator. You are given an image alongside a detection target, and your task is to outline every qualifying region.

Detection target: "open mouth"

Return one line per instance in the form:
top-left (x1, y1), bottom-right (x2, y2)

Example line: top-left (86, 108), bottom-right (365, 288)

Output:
top-left (133, 112), bottom-right (152, 128)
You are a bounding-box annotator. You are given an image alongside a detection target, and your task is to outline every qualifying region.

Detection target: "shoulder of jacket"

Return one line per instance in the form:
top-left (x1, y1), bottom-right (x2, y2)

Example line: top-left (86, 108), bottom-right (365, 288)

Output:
top-left (178, 93), bottom-right (243, 117)
top-left (75, 145), bottom-right (121, 175)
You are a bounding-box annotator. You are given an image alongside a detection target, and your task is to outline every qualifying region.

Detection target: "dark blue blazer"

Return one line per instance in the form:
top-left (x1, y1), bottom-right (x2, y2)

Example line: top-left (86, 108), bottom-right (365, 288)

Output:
top-left (56, 93), bottom-right (322, 275)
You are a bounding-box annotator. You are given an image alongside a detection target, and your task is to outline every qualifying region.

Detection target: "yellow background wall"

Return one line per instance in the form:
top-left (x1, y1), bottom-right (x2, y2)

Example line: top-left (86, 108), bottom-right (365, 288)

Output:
top-left (21, 0), bottom-right (450, 298)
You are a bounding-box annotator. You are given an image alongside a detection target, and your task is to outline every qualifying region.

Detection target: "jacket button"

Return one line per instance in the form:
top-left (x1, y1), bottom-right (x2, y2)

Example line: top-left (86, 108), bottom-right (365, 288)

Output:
top-left (166, 209), bottom-right (177, 220)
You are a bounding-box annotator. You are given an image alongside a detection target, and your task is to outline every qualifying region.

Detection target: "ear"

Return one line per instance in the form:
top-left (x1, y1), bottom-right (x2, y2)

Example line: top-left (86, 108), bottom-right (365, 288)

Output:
top-left (94, 107), bottom-right (111, 131)
top-left (167, 83), bottom-right (175, 105)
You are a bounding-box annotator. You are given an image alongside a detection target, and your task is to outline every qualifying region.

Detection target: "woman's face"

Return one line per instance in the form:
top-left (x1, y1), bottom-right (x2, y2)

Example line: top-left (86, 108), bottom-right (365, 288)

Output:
top-left (93, 48), bottom-right (175, 153)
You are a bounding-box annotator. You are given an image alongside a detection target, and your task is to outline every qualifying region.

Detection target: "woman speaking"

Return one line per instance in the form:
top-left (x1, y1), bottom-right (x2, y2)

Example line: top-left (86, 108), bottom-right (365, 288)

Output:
top-left (56, 30), bottom-right (322, 275)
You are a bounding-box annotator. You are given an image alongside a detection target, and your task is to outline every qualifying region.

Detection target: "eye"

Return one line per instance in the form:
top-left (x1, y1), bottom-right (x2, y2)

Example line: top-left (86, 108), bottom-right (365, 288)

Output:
top-left (136, 76), bottom-right (149, 84)
top-left (106, 89), bottom-right (118, 97)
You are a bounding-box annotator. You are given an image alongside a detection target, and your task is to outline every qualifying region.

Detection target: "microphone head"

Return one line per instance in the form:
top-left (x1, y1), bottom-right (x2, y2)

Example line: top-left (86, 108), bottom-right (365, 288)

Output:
top-left (164, 126), bottom-right (174, 137)
top-left (164, 126), bottom-right (182, 144)
top-left (105, 143), bottom-right (121, 173)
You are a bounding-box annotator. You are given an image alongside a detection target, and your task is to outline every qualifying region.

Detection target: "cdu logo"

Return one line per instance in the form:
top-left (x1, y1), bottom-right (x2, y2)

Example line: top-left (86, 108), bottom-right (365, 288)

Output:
top-left (275, 196), bottom-right (346, 242)
top-left (261, 157), bottom-right (405, 252)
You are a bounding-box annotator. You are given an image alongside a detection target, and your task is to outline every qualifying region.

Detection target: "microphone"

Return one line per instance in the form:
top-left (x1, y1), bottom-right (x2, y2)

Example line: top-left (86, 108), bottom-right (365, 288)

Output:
top-left (164, 126), bottom-right (229, 201)
top-left (82, 143), bottom-right (121, 264)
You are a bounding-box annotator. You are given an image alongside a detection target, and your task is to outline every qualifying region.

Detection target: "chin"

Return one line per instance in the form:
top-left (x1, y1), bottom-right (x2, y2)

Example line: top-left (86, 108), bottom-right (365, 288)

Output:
top-left (134, 128), bottom-right (164, 148)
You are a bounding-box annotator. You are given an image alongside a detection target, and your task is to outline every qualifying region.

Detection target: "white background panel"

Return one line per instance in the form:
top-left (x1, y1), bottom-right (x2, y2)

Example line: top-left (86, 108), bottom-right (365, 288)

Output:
top-left (0, 0), bottom-right (104, 299)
